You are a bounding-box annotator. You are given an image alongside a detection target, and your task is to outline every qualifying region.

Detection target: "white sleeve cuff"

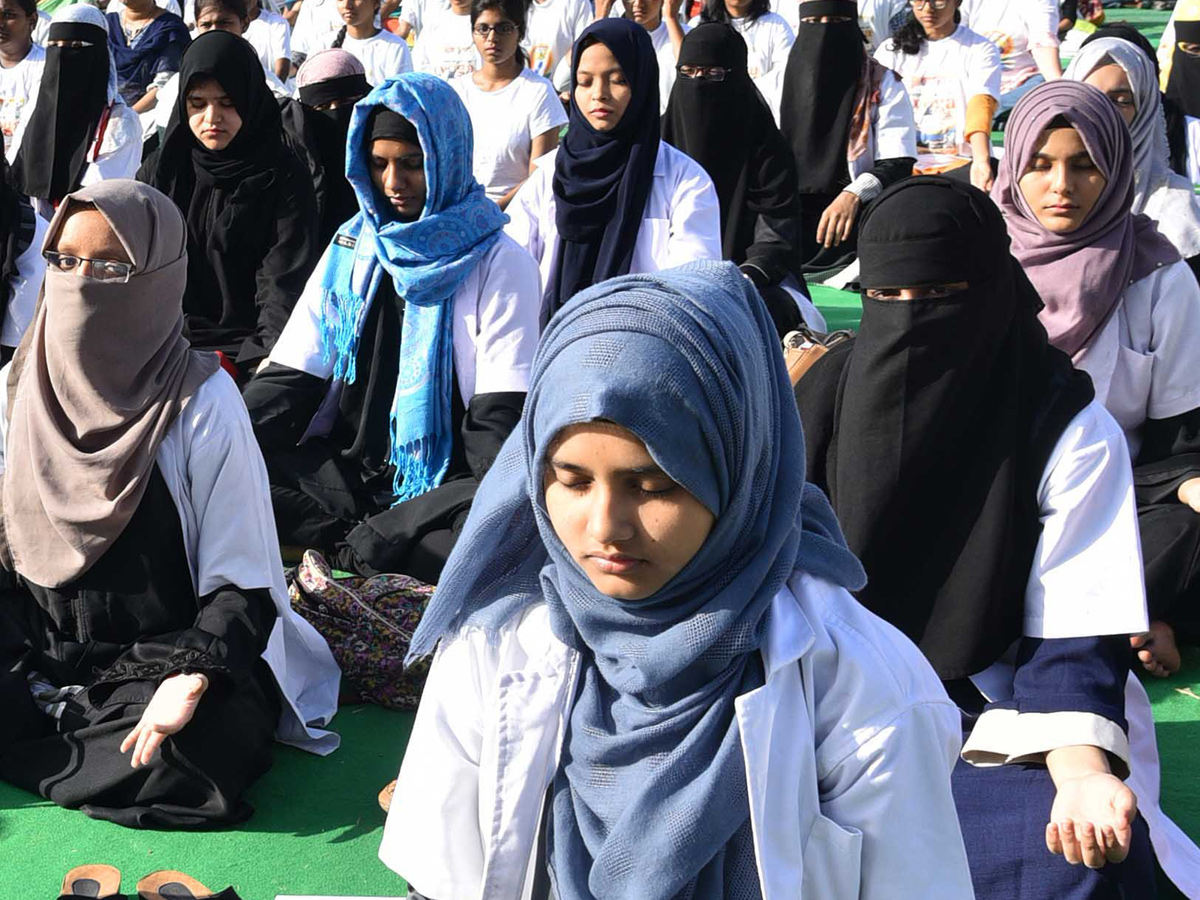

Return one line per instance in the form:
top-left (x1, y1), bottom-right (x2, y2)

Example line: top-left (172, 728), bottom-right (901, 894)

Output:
top-left (962, 709), bottom-right (1131, 777)
top-left (844, 173), bottom-right (884, 203)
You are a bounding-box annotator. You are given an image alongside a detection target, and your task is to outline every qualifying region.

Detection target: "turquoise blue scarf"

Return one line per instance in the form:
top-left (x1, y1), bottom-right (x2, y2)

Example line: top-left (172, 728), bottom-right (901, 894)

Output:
top-left (318, 73), bottom-right (508, 503)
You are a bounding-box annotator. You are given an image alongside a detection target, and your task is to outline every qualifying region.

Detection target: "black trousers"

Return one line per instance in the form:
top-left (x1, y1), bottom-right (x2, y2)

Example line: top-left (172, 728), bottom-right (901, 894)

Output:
top-left (1139, 501), bottom-right (1200, 640)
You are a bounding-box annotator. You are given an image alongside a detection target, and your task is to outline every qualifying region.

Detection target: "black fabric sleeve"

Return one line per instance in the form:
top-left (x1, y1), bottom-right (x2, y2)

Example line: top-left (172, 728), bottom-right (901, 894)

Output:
top-left (739, 212), bottom-right (801, 288)
top-left (1133, 407), bottom-right (1200, 506)
top-left (865, 156), bottom-right (917, 191)
top-left (240, 157), bottom-right (320, 366)
top-left (97, 586), bottom-right (277, 690)
top-left (337, 391), bottom-right (525, 582)
top-left (243, 362), bottom-right (329, 451)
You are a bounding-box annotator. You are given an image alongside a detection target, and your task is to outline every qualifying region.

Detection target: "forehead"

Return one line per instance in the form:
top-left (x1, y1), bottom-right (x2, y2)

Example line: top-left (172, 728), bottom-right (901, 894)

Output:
top-left (578, 41), bottom-right (622, 73)
top-left (369, 137), bottom-right (423, 159)
top-left (186, 76), bottom-right (230, 98)
top-left (53, 207), bottom-right (129, 257)
top-left (1032, 125), bottom-right (1091, 157)
top-left (1084, 61), bottom-right (1133, 91)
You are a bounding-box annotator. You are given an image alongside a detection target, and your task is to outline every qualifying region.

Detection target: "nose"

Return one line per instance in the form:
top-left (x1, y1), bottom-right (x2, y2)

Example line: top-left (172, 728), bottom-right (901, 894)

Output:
top-left (585, 483), bottom-right (636, 546)
top-left (383, 162), bottom-right (405, 195)
top-left (1049, 161), bottom-right (1072, 196)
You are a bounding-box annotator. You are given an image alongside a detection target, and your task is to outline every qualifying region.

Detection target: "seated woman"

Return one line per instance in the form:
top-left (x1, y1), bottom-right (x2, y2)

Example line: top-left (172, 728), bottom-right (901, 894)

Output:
top-left (662, 22), bottom-right (820, 334)
top-left (1065, 36), bottom-right (1200, 281)
top-left (10, 5), bottom-right (143, 221)
top-left (996, 80), bottom-right (1200, 683)
top-left (0, 180), bottom-right (340, 829)
top-left (874, 0), bottom-right (1000, 191)
top-left (383, 260), bottom-right (975, 899)
top-left (286, 49), bottom-right (371, 249)
top-left (506, 18), bottom-right (721, 320)
top-left (693, 0), bottom-right (792, 90)
top-left (795, 174), bottom-right (1161, 899)
top-left (768, 0), bottom-right (916, 274)
top-left (960, 0), bottom-right (1061, 113)
top-left (140, 31), bottom-right (319, 383)
top-left (0, 153), bottom-right (46, 361)
top-left (320, 0), bottom-right (414, 86)
top-left (450, 0), bottom-right (566, 209)
top-left (242, 73), bottom-right (541, 584)
top-left (411, 0), bottom-right (481, 81)
top-left (1163, 13), bottom-right (1200, 183)
top-left (106, 0), bottom-right (190, 114)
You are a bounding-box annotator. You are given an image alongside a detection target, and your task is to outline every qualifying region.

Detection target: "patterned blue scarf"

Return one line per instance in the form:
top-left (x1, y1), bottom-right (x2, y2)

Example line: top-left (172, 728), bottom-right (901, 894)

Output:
top-left (318, 73), bottom-right (508, 503)
top-left (409, 261), bottom-right (866, 900)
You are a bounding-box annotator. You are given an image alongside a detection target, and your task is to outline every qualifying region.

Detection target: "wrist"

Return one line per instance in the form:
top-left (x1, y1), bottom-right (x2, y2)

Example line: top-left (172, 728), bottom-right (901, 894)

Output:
top-left (1046, 744), bottom-right (1112, 787)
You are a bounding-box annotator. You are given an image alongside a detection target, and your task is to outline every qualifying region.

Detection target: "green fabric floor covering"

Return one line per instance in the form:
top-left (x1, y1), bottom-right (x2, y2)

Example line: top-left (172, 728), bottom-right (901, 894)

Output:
top-left (3, 657), bottom-right (1198, 899)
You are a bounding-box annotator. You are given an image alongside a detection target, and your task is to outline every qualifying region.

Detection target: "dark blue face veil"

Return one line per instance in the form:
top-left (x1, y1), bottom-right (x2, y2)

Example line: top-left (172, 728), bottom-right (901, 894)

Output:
top-left (549, 18), bottom-right (661, 313)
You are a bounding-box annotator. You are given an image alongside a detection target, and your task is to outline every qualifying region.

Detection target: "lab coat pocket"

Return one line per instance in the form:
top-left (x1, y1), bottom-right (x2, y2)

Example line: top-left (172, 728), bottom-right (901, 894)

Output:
top-left (1108, 345), bottom-right (1154, 435)
top-left (801, 814), bottom-right (862, 900)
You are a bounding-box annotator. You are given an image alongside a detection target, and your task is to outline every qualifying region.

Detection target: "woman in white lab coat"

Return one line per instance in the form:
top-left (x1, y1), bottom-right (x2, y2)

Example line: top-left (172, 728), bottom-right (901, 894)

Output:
top-left (382, 260), bottom-right (975, 900)
top-left (505, 18), bottom-right (721, 322)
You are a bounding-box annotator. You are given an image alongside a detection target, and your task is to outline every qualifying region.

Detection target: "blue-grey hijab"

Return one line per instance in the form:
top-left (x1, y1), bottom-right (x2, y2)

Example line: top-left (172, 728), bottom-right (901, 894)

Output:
top-left (407, 260), bottom-right (865, 900)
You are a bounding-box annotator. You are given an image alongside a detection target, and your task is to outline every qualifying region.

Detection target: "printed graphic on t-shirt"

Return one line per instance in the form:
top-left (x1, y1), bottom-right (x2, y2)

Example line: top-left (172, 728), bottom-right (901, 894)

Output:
top-left (0, 94), bottom-right (28, 145)
top-left (906, 73), bottom-right (965, 164)
top-left (529, 44), bottom-right (554, 78)
top-left (984, 29), bottom-right (1016, 63)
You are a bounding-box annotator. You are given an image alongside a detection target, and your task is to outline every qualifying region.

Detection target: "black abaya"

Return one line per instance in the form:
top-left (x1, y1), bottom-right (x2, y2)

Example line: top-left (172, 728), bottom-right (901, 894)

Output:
top-left (139, 31), bottom-right (319, 377)
top-left (0, 468), bottom-right (280, 829)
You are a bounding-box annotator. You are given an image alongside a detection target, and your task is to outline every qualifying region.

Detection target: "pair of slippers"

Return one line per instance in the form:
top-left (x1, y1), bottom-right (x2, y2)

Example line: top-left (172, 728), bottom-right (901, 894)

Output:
top-left (59, 866), bottom-right (237, 900)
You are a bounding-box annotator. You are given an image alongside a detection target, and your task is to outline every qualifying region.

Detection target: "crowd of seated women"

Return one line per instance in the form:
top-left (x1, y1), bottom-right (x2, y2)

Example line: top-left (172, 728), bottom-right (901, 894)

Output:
top-left (0, 1), bottom-right (1199, 898)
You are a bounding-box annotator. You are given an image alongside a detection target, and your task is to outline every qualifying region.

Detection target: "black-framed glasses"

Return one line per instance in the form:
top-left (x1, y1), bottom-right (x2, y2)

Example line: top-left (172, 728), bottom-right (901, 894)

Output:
top-left (678, 64), bottom-right (727, 81)
top-left (43, 251), bottom-right (134, 283)
top-left (473, 22), bottom-right (517, 36)
top-left (909, 0), bottom-right (950, 8)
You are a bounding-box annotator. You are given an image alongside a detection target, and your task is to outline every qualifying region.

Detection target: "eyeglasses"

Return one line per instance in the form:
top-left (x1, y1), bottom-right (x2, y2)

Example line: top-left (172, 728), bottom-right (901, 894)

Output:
top-left (1177, 41), bottom-right (1200, 58)
top-left (678, 64), bottom-right (727, 81)
top-left (473, 22), bottom-right (517, 36)
top-left (908, 0), bottom-right (950, 8)
top-left (43, 251), bottom-right (134, 283)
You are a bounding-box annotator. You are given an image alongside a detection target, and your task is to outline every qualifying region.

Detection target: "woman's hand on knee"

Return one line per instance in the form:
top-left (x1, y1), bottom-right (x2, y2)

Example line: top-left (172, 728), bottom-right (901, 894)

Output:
top-left (119, 672), bottom-right (209, 769)
top-left (1177, 476), bottom-right (1200, 512)
top-left (816, 192), bottom-right (861, 248)
top-left (1044, 745), bottom-right (1137, 868)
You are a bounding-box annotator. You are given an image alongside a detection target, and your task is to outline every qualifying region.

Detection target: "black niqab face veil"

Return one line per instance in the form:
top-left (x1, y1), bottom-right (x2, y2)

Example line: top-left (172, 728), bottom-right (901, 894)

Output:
top-left (795, 177), bottom-right (1094, 680)
top-left (549, 18), bottom-right (660, 311)
top-left (9, 20), bottom-right (111, 203)
top-left (1167, 20), bottom-right (1200, 119)
top-left (662, 23), bottom-right (797, 262)
top-left (779, 0), bottom-right (864, 195)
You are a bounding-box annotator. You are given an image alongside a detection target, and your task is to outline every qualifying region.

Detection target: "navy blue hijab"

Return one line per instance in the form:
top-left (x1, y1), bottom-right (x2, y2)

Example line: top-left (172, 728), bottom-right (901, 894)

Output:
top-left (550, 19), bottom-right (661, 312)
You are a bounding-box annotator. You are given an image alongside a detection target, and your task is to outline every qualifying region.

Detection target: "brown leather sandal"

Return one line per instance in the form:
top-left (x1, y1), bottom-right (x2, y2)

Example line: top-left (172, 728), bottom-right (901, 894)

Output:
top-left (60, 865), bottom-right (122, 899)
top-left (135, 871), bottom-right (214, 900)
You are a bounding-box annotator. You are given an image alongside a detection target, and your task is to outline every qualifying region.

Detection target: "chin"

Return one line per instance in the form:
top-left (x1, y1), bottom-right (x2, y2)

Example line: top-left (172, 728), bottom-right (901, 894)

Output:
top-left (584, 571), bottom-right (661, 602)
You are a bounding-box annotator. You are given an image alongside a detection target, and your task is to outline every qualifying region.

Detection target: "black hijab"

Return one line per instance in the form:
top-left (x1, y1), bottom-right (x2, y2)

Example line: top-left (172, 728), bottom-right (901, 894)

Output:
top-left (795, 177), bottom-right (1094, 680)
top-left (780, 0), bottom-right (864, 195)
top-left (1167, 20), bottom-right (1200, 119)
top-left (550, 18), bottom-right (660, 311)
top-left (662, 23), bottom-right (797, 266)
top-left (0, 153), bottom-right (36, 330)
top-left (9, 18), bottom-right (112, 203)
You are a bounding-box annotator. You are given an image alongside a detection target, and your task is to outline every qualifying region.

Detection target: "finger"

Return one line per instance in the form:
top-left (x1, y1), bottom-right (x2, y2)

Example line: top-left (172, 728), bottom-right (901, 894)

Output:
top-left (1113, 786), bottom-right (1138, 826)
top-left (132, 726), bottom-right (153, 769)
top-left (1107, 822), bottom-right (1133, 863)
top-left (1059, 819), bottom-right (1082, 865)
top-left (119, 723), bottom-right (142, 755)
top-left (1078, 821), bottom-right (1103, 869)
top-left (816, 213), bottom-right (830, 245)
top-left (841, 214), bottom-right (854, 242)
top-left (140, 730), bottom-right (166, 767)
top-left (1046, 822), bottom-right (1063, 856)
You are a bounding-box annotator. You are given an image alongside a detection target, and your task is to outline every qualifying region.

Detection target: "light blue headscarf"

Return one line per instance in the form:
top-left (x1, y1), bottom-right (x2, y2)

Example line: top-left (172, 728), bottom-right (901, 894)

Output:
top-left (408, 261), bottom-right (866, 900)
top-left (318, 73), bottom-right (508, 503)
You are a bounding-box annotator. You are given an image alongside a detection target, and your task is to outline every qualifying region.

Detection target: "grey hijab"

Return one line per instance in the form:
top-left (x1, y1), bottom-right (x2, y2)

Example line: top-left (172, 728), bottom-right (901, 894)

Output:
top-left (1, 179), bottom-right (218, 587)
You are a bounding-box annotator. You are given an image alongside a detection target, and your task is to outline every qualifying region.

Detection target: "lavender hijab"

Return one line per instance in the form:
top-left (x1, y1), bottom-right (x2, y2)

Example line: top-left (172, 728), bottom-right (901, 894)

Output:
top-left (993, 80), bottom-right (1178, 358)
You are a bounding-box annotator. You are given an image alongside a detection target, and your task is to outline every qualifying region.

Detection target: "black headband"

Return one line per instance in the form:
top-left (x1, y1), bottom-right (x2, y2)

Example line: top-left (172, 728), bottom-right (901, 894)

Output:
top-left (367, 107), bottom-right (419, 144)
top-left (299, 73), bottom-right (370, 108)
top-left (47, 21), bottom-right (107, 45)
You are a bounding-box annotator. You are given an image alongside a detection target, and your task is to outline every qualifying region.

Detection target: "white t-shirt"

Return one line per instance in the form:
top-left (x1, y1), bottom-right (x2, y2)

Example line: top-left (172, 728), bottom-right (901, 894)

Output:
top-left (291, 0), bottom-right (345, 57)
top-left (960, 0), bottom-right (1058, 94)
top-left (687, 12), bottom-right (793, 86)
top-left (451, 67), bottom-right (566, 201)
top-left (107, 0), bottom-right (183, 17)
top-left (0, 43), bottom-right (44, 163)
top-left (412, 9), bottom-right (480, 81)
top-left (524, 0), bottom-right (593, 84)
top-left (605, 5), bottom-right (686, 114)
top-left (325, 29), bottom-right (414, 86)
top-left (875, 25), bottom-right (1001, 172)
top-left (399, 0), bottom-right (451, 37)
top-left (244, 7), bottom-right (292, 78)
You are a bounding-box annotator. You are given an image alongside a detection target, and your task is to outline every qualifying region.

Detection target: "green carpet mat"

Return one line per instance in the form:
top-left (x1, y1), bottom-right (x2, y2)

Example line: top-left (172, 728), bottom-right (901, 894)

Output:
top-left (0, 705), bottom-right (414, 899)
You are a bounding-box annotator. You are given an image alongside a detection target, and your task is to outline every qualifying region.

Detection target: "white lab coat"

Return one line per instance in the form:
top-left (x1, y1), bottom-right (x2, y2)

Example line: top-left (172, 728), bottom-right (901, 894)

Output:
top-left (505, 142), bottom-right (723, 322)
top-left (0, 209), bottom-right (48, 349)
top-left (381, 570), bottom-right (976, 900)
